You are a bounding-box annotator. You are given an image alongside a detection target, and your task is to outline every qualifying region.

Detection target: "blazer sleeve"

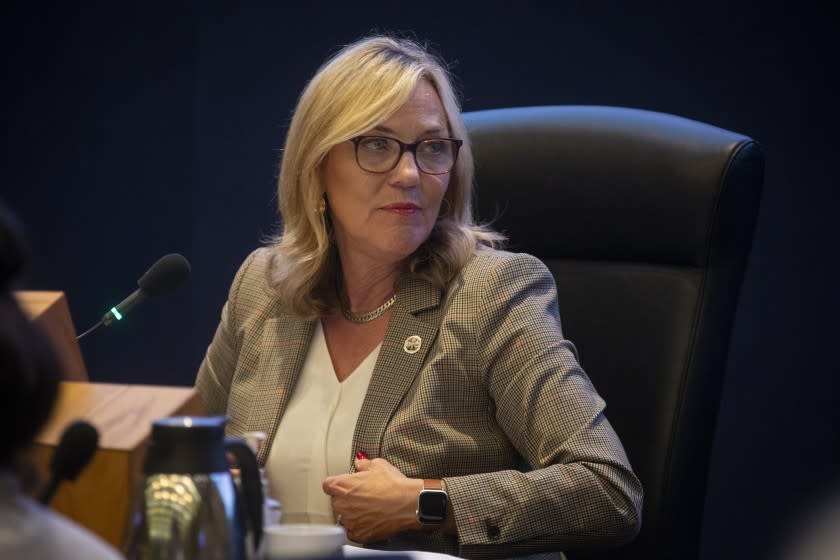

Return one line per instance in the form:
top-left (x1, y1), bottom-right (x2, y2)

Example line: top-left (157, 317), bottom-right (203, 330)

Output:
top-left (443, 252), bottom-right (643, 557)
top-left (195, 250), bottom-right (259, 414)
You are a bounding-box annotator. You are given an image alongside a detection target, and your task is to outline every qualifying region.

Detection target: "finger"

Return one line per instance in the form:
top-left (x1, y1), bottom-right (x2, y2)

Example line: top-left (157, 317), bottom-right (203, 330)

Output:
top-left (322, 476), bottom-right (340, 495)
top-left (329, 495), bottom-right (347, 516)
top-left (354, 456), bottom-right (372, 471)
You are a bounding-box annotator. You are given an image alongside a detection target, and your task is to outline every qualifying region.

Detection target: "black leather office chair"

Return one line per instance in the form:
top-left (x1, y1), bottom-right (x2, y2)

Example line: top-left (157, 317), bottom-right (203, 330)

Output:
top-left (463, 106), bottom-right (764, 560)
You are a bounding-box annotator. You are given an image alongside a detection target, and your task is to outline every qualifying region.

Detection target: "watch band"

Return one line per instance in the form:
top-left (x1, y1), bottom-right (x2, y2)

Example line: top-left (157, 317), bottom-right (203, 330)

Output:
top-left (423, 479), bottom-right (444, 491)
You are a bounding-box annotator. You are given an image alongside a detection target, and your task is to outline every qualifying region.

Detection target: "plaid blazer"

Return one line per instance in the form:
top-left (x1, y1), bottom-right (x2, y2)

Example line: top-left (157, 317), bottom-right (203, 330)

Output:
top-left (196, 247), bottom-right (642, 559)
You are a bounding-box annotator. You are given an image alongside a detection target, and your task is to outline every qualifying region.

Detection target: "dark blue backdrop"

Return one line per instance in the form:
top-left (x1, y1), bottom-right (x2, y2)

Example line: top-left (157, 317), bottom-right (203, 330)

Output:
top-left (3, 3), bottom-right (838, 559)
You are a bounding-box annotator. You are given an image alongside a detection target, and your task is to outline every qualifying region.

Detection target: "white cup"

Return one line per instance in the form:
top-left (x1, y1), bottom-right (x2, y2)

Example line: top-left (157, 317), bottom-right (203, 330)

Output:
top-left (263, 523), bottom-right (346, 559)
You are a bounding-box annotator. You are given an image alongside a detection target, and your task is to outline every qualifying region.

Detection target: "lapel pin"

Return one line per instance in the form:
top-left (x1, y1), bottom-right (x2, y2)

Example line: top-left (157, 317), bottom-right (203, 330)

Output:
top-left (403, 335), bottom-right (422, 354)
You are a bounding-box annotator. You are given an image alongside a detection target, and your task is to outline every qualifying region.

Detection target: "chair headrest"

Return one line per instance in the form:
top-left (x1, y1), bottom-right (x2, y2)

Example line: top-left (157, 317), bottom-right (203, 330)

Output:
top-left (464, 106), bottom-right (764, 266)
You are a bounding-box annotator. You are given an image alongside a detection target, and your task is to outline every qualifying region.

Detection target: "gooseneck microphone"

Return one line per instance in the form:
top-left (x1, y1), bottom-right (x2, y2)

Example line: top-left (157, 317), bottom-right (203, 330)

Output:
top-left (77, 253), bottom-right (191, 340)
top-left (39, 420), bottom-right (100, 505)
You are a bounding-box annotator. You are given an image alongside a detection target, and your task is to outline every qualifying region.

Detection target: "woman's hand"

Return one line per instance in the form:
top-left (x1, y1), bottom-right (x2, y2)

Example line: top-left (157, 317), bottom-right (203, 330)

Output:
top-left (322, 455), bottom-right (423, 544)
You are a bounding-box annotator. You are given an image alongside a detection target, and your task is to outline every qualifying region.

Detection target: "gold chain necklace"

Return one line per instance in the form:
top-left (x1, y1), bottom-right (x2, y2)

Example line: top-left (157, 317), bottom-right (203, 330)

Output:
top-left (341, 293), bottom-right (397, 323)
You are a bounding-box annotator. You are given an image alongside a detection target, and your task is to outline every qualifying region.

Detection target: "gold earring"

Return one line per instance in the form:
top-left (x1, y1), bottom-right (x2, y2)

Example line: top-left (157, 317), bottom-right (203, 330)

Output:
top-left (317, 196), bottom-right (326, 216)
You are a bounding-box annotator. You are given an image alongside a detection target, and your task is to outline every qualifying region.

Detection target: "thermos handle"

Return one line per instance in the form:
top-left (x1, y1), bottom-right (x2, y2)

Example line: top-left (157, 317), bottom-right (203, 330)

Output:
top-left (225, 437), bottom-right (264, 551)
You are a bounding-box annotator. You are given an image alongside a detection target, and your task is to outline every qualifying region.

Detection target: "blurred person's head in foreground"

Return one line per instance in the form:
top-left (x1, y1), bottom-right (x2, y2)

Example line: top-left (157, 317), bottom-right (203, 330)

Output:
top-left (0, 200), bottom-right (60, 469)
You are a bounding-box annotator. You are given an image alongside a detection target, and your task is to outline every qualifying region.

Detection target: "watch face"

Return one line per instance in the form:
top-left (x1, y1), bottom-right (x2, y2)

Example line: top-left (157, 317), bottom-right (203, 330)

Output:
top-left (419, 489), bottom-right (448, 523)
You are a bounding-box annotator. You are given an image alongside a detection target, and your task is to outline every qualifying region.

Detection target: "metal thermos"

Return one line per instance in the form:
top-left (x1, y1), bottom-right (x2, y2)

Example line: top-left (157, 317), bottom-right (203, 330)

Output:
top-left (125, 416), bottom-right (263, 560)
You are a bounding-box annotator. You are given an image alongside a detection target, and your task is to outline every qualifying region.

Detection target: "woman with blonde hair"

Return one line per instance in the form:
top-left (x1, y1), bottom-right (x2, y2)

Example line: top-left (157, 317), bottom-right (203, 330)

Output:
top-left (196, 35), bottom-right (642, 558)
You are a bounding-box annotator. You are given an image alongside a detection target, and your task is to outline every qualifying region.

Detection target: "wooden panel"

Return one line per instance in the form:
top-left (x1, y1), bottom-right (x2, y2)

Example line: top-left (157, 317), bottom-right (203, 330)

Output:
top-left (14, 290), bottom-right (88, 381)
top-left (38, 382), bottom-right (203, 450)
top-left (29, 445), bottom-right (134, 547)
top-left (31, 381), bottom-right (205, 549)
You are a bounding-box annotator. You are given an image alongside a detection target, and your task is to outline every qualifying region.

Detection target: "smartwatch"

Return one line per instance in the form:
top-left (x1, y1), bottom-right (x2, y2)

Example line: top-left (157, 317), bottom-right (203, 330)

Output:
top-left (416, 479), bottom-right (448, 525)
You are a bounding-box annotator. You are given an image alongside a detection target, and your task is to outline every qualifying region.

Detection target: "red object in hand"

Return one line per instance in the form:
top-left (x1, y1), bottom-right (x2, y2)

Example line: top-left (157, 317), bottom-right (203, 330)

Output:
top-left (355, 450), bottom-right (369, 460)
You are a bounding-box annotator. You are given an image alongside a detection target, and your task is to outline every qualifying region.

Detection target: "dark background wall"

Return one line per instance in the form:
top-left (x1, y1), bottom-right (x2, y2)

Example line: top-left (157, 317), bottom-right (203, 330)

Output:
top-left (2, 2), bottom-right (838, 559)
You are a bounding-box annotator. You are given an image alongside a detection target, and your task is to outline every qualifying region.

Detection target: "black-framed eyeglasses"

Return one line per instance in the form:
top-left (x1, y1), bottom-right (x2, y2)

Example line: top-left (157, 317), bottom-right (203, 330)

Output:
top-left (350, 136), bottom-right (463, 175)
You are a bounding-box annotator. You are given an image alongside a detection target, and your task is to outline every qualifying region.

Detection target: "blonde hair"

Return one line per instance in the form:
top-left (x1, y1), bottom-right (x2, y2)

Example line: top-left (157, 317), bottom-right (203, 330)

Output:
top-left (269, 35), bottom-right (503, 318)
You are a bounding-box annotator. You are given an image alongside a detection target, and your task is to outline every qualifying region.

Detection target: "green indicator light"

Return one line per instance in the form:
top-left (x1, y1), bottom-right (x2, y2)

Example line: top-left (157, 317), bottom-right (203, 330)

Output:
top-left (110, 307), bottom-right (123, 321)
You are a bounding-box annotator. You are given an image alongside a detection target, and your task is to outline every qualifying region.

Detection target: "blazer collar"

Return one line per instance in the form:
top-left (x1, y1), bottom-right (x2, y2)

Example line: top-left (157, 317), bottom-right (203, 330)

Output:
top-left (350, 275), bottom-right (444, 466)
top-left (250, 310), bottom-right (315, 465)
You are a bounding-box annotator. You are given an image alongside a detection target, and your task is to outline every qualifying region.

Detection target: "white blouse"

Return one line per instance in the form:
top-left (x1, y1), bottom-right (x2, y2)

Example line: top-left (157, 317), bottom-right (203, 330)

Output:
top-left (265, 321), bottom-right (380, 524)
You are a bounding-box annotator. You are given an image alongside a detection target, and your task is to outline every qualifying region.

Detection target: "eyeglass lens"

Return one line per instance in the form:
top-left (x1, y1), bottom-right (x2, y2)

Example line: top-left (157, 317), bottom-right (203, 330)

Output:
top-left (355, 137), bottom-right (458, 174)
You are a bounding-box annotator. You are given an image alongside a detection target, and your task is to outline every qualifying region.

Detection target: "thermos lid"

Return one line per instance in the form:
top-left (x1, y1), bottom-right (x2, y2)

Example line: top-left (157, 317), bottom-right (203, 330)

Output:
top-left (154, 415), bottom-right (227, 432)
top-left (144, 415), bottom-right (229, 474)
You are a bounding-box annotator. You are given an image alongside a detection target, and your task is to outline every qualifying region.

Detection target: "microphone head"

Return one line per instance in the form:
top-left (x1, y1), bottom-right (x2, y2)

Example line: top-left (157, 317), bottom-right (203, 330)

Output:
top-left (50, 420), bottom-right (99, 482)
top-left (137, 253), bottom-right (191, 298)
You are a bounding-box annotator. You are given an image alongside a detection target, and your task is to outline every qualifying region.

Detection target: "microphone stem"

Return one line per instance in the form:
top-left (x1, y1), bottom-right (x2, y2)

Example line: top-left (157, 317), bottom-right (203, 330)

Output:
top-left (76, 319), bottom-right (103, 341)
top-left (38, 477), bottom-right (61, 505)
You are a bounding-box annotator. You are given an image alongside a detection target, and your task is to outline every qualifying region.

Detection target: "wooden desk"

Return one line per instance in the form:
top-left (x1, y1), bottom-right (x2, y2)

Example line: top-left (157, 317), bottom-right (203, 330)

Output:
top-left (15, 291), bottom-right (88, 381)
top-left (31, 381), bottom-right (204, 549)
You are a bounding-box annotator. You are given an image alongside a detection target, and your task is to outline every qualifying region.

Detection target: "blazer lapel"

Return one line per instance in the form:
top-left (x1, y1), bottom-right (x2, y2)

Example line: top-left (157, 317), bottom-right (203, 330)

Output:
top-left (351, 275), bottom-right (444, 465)
top-left (249, 312), bottom-right (316, 465)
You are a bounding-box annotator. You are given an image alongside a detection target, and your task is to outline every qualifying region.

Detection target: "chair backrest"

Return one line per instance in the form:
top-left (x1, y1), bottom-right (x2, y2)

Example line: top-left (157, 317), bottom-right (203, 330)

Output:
top-left (463, 106), bottom-right (764, 560)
